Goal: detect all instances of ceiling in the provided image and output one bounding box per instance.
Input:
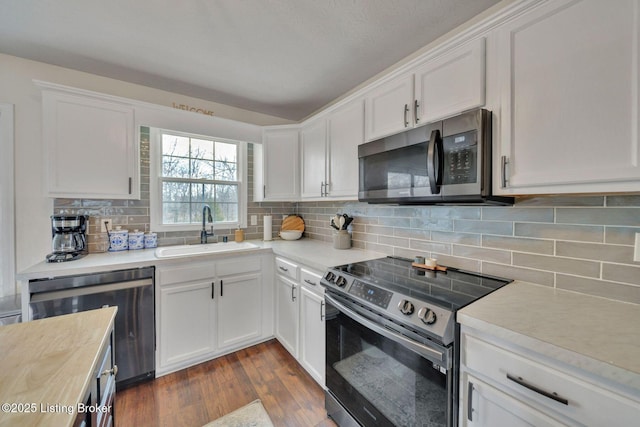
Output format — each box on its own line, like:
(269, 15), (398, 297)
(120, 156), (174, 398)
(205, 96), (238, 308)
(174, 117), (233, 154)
(0, 0), (502, 121)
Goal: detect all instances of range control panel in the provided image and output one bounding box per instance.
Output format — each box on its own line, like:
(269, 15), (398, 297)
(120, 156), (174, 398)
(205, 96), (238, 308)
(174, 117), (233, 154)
(321, 267), (455, 344)
(348, 280), (393, 309)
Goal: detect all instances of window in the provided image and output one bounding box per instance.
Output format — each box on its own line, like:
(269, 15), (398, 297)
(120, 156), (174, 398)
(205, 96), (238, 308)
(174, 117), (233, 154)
(150, 128), (247, 231)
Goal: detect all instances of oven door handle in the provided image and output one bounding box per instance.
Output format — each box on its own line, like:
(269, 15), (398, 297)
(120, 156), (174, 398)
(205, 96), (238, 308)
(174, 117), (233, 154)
(325, 294), (448, 366)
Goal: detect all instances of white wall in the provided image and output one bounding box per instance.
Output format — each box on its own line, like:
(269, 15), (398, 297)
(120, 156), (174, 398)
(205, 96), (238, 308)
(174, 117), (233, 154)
(0, 53), (293, 277)
(0, 103), (15, 296)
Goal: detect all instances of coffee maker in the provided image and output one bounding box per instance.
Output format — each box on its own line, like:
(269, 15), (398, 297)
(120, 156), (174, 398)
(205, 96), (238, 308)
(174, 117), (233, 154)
(46, 215), (88, 263)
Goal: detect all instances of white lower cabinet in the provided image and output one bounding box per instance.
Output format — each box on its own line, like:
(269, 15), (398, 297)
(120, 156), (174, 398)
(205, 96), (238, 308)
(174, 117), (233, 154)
(464, 374), (566, 426)
(460, 326), (640, 426)
(274, 257), (326, 387)
(216, 272), (262, 351)
(299, 284), (325, 386)
(159, 280), (216, 368)
(275, 274), (299, 358)
(156, 253), (273, 376)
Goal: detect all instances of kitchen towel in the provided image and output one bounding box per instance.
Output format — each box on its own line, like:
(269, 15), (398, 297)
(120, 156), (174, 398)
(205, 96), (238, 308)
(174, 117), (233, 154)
(263, 215), (272, 241)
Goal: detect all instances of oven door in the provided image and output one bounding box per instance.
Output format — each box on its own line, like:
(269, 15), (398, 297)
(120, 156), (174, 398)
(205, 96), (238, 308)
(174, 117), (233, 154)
(325, 293), (453, 427)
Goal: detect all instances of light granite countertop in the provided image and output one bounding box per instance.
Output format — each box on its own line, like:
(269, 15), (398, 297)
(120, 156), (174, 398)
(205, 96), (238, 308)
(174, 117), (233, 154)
(458, 281), (640, 392)
(0, 307), (117, 427)
(16, 238), (385, 280)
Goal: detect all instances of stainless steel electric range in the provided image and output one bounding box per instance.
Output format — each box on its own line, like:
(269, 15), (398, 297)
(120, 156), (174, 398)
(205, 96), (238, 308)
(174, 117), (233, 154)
(321, 256), (512, 427)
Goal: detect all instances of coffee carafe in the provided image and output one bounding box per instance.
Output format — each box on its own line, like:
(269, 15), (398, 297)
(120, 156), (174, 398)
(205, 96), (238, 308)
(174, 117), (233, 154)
(46, 215), (88, 263)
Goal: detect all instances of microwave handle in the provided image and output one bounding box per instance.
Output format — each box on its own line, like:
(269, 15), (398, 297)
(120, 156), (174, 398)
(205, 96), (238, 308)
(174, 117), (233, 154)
(427, 129), (443, 194)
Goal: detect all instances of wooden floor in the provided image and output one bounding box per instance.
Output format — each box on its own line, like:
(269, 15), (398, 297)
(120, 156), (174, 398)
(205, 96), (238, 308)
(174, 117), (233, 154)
(117, 339), (337, 426)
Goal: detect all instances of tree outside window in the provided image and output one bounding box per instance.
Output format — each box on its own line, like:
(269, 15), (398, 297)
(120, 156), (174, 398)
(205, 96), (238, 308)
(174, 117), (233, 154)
(160, 133), (239, 225)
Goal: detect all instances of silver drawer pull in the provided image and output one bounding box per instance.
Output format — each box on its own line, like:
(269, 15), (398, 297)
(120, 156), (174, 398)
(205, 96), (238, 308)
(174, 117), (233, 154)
(506, 373), (568, 405)
(279, 266), (288, 272)
(303, 279), (317, 286)
(101, 365), (118, 378)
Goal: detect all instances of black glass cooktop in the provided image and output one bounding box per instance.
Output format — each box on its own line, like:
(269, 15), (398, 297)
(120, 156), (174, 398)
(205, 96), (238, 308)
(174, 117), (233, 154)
(332, 256), (512, 311)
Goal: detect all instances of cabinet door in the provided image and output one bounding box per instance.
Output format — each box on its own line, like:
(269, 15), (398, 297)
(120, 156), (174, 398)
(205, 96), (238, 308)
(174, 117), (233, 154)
(327, 100), (364, 198)
(496, 0), (640, 194)
(414, 37), (485, 124)
(299, 286), (325, 386)
(217, 273), (262, 351)
(42, 90), (138, 199)
(262, 127), (299, 200)
(300, 119), (327, 198)
(275, 274), (299, 358)
(159, 281), (215, 368)
(462, 374), (566, 427)
(364, 74), (414, 141)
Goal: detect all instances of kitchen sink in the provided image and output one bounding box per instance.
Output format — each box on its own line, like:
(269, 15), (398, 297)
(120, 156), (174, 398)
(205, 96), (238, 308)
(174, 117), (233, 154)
(154, 241), (260, 258)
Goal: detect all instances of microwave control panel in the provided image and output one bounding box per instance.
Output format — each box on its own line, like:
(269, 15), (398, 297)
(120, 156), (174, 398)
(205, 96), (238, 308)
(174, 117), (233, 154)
(443, 130), (477, 185)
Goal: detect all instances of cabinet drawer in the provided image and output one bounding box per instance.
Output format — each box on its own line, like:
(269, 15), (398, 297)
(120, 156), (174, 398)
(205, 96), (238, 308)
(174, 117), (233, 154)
(463, 334), (639, 426)
(275, 257), (299, 280)
(159, 263), (215, 285)
(300, 268), (323, 295)
(217, 256), (261, 276)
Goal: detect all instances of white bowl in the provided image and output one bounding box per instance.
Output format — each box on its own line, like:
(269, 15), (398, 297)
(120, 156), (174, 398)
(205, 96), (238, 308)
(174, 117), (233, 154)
(280, 230), (302, 240)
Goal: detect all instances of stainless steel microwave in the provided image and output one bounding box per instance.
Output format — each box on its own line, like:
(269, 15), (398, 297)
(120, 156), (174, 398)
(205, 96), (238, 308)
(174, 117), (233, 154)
(358, 108), (512, 205)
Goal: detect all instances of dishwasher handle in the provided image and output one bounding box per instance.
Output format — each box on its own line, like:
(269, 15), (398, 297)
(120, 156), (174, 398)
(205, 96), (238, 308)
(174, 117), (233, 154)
(28, 267), (155, 294)
(30, 278), (153, 303)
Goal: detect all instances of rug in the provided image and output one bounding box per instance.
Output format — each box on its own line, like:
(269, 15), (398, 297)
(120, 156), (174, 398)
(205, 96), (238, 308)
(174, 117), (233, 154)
(203, 399), (274, 427)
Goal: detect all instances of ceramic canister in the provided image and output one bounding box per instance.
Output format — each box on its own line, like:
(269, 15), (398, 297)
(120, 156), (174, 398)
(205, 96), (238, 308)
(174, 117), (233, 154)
(128, 229), (145, 250)
(144, 232), (158, 249)
(108, 227), (129, 252)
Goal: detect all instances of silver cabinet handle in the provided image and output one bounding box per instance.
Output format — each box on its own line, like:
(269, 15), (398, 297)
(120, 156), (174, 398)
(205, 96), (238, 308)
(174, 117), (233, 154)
(101, 365), (118, 377)
(279, 266), (288, 272)
(414, 99), (420, 124)
(506, 373), (569, 405)
(320, 301), (325, 321)
(404, 103), (409, 127)
(320, 181), (324, 197)
(220, 279), (224, 297)
(467, 381), (474, 421)
(303, 279), (317, 286)
(291, 284), (297, 302)
(501, 155), (509, 188)
(211, 282), (214, 299)
(263, 185), (266, 198)
(128, 177), (132, 194)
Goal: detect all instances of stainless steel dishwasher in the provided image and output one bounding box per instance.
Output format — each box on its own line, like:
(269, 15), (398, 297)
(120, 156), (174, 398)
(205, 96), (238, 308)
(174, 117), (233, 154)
(28, 267), (155, 389)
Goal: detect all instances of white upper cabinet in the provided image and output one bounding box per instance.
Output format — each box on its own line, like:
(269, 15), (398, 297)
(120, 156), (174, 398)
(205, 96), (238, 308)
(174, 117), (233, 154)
(495, 0), (640, 194)
(300, 119), (327, 198)
(414, 37), (485, 125)
(300, 99), (364, 199)
(42, 90), (138, 199)
(327, 100), (364, 198)
(364, 38), (486, 142)
(364, 74), (414, 142)
(256, 126), (299, 201)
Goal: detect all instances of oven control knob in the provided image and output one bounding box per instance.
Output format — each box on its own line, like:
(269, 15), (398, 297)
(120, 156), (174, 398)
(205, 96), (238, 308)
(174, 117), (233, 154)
(335, 276), (348, 287)
(324, 271), (336, 282)
(418, 307), (437, 325)
(398, 300), (415, 315)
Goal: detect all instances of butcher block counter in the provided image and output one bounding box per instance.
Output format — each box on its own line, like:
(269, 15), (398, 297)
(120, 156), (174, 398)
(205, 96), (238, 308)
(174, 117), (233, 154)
(0, 307), (117, 427)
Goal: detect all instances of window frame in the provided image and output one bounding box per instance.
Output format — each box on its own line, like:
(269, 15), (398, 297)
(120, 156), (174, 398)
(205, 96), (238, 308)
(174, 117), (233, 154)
(149, 127), (248, 232)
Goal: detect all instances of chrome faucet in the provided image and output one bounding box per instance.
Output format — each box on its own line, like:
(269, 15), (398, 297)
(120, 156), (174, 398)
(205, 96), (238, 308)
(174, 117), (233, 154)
(201, 205), (214, 244)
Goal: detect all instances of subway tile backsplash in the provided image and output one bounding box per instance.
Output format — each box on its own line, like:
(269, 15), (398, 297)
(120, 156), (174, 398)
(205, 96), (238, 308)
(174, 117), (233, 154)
(298, 199), (640, 305)
(53, 128), (640, 305)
